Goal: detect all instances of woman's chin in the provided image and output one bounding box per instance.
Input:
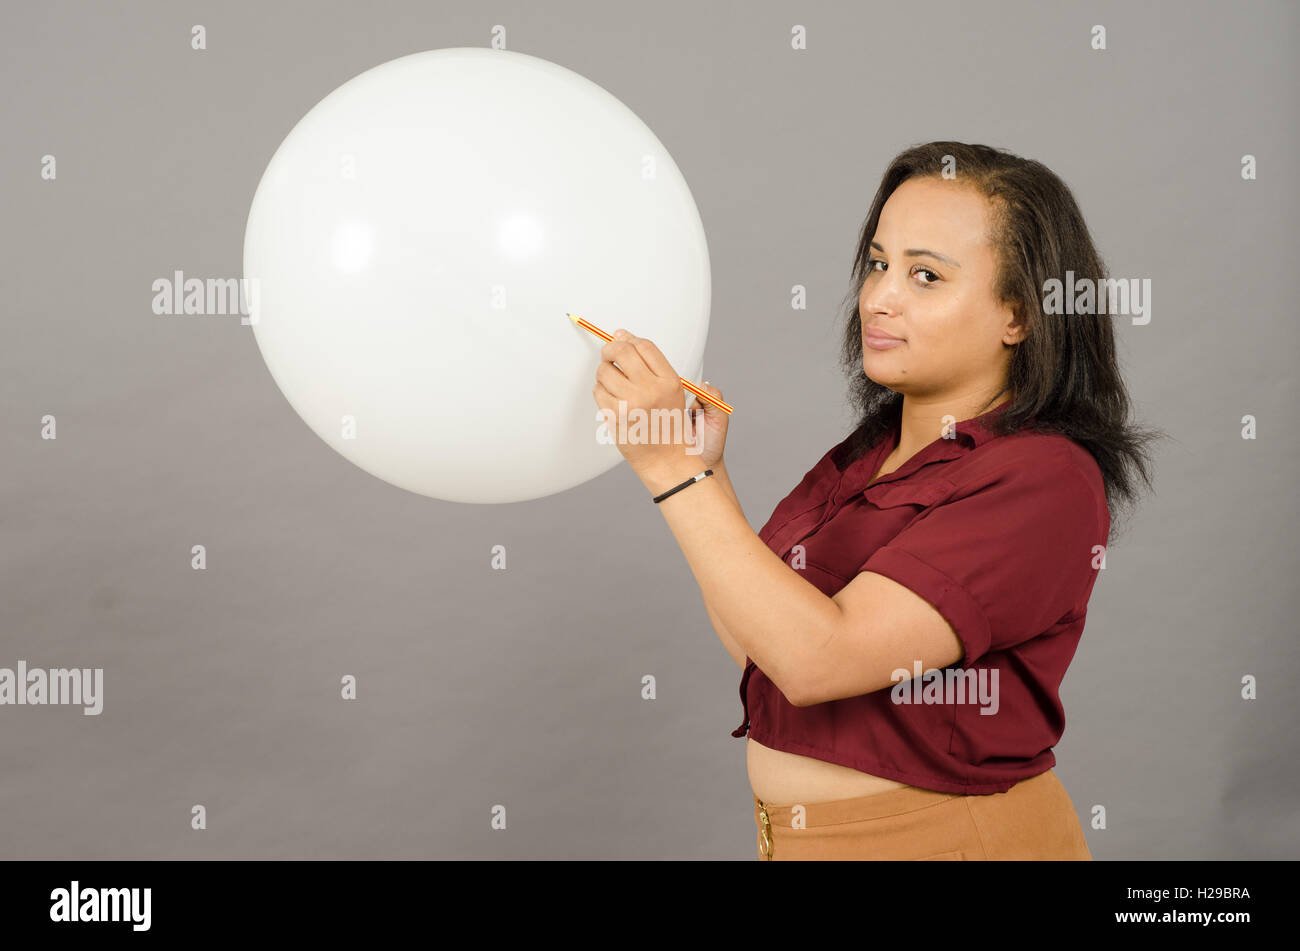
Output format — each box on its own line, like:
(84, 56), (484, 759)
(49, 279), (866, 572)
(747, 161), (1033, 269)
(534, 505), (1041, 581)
(862, 363), (906, 388)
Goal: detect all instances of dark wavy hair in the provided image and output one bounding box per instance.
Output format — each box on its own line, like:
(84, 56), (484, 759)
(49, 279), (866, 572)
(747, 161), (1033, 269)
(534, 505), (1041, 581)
(837, 141), (1163, 544)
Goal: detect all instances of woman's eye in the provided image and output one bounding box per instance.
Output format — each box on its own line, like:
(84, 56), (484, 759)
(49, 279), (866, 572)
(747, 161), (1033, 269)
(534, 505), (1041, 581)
(866, 257), (939, 286)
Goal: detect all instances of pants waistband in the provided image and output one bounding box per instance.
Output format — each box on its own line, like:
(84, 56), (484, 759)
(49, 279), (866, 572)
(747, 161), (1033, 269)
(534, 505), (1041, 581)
(753, 769), (1059, 827)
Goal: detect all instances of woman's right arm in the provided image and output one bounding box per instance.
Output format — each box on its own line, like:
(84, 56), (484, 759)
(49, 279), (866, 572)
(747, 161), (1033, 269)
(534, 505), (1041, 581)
(682, 386), (751, 670)
(700, 463), (751, 670)
(707, 601), (749, 670)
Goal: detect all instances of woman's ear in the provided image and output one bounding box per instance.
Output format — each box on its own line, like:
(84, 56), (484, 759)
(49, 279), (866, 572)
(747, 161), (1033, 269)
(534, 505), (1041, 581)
(1002, 305), (1028, 346)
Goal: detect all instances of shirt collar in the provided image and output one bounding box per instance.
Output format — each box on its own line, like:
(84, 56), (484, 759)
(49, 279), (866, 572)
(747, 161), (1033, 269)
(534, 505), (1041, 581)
(890, 400), (1012, 450)
(957, 401), (1014, 447)
(860, 401), (1014, 493)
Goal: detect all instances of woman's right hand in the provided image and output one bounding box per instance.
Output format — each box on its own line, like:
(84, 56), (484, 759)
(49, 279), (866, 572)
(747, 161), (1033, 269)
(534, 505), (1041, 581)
(685, 382), (729, 469)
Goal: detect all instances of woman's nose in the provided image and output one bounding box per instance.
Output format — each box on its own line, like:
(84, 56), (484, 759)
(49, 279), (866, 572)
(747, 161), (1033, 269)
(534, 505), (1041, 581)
(861, 268), (907, 315)
(861, 281), (902, 317)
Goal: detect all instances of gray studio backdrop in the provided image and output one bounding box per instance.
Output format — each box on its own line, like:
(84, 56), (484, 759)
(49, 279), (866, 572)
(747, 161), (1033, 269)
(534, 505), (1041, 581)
(2, 0), (1297, 859)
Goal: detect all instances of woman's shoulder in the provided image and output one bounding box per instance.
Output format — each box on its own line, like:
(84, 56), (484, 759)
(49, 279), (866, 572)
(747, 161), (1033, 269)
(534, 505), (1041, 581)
(967, 427), (1105, 499)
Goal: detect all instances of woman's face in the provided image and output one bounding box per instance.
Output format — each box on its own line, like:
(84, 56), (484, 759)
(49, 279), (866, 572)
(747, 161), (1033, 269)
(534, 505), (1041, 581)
(858, 176), (1023, 400)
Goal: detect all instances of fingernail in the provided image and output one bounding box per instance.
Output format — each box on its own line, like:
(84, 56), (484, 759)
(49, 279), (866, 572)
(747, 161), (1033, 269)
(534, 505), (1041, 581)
(614, 328), (627, 338)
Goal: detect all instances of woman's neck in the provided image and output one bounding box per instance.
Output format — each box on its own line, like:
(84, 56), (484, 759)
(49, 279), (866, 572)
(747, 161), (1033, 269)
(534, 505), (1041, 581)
(893, 387), (1010, 461)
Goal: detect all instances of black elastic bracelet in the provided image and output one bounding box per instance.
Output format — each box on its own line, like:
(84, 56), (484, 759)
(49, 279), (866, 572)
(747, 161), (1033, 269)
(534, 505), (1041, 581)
(652, 469), (714, 504)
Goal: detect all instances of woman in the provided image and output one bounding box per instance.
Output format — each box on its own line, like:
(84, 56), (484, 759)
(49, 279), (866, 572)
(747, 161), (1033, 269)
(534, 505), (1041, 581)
(591, 141), (1161, 860)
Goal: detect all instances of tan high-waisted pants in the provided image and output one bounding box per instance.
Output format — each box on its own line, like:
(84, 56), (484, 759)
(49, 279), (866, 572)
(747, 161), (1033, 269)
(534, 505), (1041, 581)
(752, 768), (1092, 860)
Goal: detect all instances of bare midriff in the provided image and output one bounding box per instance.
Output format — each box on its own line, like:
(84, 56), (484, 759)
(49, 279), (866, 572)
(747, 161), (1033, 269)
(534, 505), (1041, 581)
(747, 737), (911, 803)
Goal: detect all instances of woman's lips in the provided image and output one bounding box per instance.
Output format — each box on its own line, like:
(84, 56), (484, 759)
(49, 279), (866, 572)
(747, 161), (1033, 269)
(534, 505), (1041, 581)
(864, 332), (905, 350)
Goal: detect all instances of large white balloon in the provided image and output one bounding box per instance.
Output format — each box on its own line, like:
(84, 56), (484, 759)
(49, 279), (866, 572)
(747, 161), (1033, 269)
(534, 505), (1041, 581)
(243, 48), (710, 503)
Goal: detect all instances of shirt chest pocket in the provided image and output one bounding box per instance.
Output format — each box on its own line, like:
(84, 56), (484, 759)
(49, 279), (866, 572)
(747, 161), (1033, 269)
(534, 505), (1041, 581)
(790, 478), (957, 585)
(863, 478), (955, 510)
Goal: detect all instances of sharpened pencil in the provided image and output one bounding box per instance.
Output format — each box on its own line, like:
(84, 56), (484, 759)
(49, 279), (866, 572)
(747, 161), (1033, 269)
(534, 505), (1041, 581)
(566, 312), (734, 415)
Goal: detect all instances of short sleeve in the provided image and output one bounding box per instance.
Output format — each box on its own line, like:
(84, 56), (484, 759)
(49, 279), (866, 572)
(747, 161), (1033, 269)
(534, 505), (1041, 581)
(859, 452), (1105, 667)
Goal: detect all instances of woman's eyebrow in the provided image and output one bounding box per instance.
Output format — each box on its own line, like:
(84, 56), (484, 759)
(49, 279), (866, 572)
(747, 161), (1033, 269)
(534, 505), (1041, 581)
(870, 240), (962, 268)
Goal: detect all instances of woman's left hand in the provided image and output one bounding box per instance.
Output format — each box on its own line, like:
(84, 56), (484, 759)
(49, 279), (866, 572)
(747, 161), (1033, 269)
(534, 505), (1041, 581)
(592, 329), (700, 489)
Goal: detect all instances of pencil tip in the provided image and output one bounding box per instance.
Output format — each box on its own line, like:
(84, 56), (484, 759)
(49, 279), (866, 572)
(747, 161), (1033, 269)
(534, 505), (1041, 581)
(566, 312), (578, 323)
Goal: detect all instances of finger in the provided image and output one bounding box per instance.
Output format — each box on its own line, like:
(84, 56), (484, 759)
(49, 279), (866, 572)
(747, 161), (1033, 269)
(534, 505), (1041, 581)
(593, 379), (618, 413)
(600, 337), (652, 383)
(598, 352), (631, 385)
(693, 385), (722, 411)
(595, 361), (629, 398)
(621, 334), (677, 379)
(688, 380), (715, 403)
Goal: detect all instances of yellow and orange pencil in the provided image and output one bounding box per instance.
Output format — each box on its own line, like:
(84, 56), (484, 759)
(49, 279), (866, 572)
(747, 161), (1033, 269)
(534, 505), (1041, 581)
(566, 313), (733, 415)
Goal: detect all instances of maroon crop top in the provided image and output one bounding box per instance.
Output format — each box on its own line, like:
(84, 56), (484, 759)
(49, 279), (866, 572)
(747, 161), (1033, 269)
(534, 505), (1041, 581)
(732, 403), (1109, 794)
